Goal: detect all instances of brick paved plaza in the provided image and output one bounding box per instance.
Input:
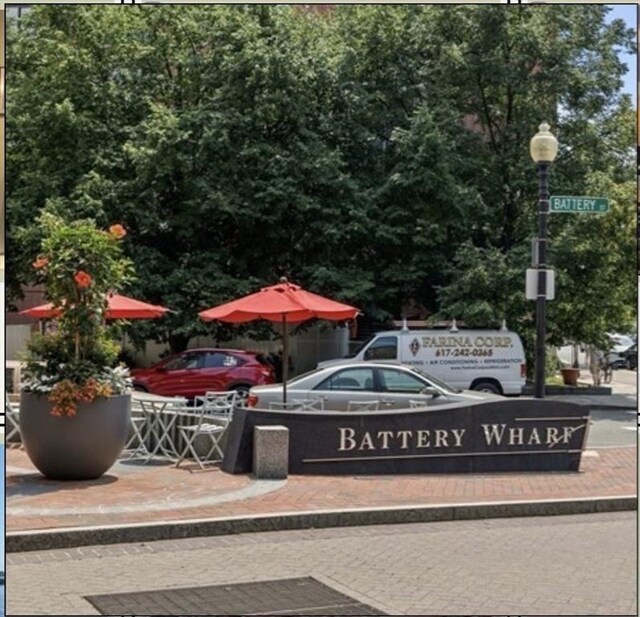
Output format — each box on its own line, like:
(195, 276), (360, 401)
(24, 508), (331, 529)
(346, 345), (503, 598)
(6, 445), (636, 533)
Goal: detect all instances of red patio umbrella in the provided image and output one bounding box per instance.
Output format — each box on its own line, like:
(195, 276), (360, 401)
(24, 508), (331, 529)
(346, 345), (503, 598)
(199, 278), (360, 402)
(19, 293), (170, 320)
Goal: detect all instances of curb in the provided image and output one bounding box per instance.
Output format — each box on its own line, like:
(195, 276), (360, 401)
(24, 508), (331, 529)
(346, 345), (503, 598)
(7, 495), (637, 553)
(588, 405), (637, 411)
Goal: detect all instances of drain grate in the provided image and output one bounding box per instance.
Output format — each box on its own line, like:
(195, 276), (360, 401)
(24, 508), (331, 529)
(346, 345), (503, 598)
(85, 576), (387, 615)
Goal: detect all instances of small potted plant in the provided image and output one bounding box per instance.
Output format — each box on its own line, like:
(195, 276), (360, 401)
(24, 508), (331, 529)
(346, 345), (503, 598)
(560, 363), (581, 386)
(20, 212), (135, 480)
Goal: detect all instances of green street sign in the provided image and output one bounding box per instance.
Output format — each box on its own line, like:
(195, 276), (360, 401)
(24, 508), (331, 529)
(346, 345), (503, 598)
(549, 196), (609, 213)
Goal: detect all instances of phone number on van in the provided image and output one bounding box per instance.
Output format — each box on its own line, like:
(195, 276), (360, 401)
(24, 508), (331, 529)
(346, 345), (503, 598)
(435, 348), (493, 357)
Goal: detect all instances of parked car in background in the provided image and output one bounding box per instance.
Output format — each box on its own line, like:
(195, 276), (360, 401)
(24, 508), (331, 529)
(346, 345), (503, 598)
(248, 361), (503, 411)
(622, 343), (637, 370)
(131, 348), (275, 401)
(605, 333), (635, 369)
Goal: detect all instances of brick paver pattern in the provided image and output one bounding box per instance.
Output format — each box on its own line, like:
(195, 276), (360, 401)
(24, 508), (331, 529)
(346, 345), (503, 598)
(7, 445), (636, 532)
(7, 512), (636, 616)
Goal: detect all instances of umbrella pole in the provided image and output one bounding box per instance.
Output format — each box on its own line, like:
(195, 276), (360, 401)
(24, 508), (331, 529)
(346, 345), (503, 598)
(282, 314), (288, 403)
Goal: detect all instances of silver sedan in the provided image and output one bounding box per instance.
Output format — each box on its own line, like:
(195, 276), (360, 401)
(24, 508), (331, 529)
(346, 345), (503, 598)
(247, 362), (503, 411)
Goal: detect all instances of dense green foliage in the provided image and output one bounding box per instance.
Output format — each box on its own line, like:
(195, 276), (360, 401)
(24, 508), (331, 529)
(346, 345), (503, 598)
(6, 5), (636, 360)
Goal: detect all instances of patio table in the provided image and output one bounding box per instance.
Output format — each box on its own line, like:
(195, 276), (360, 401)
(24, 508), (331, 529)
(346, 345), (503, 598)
(135, 395), (190, 462)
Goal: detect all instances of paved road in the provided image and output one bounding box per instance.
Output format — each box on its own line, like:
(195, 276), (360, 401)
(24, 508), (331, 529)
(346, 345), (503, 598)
(588, 409), (637, 447)
(607, 368), (638, 394)
(7, 512), (636, 616)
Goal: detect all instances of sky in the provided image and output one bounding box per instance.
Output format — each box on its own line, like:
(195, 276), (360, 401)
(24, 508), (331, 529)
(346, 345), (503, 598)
(607, 4), (637, 108)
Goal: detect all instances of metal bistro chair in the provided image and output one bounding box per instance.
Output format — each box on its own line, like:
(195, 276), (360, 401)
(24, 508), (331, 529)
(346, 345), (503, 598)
(292, 398), (325, 411)
(137, 395), (189, 462)
(268, 401), (304, 411)
(175, 391), (237, 470)
(347, 400), (380, 412)
(5, 392), (21, 445)
(122, 398), (151, 459)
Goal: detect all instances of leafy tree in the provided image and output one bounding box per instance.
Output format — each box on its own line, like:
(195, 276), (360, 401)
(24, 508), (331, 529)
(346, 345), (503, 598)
(6, 4), (635, 359)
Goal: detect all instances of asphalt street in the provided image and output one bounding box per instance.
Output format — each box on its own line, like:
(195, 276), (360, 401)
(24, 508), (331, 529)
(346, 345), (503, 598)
(6, 512), (636, 616)
(585, 368), (637, 447)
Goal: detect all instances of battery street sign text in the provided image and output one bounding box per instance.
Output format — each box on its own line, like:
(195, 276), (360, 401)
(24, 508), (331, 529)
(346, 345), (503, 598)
(549, 196), (609, 213)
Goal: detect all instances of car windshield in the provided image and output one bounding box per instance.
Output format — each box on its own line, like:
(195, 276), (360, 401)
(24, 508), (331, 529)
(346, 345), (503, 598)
(409, 366), (460, 393)
(607, 334), (634, 349)
(349, 334), (376, 357)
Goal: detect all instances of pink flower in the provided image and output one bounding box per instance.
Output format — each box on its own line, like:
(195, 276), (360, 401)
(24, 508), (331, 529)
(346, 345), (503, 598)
(74, 271), (92, 289)
(108, 224), (126, 239)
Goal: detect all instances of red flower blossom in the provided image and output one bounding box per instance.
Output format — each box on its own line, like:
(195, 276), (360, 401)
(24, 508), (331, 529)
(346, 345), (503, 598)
(109, 224), (126, 239)
(74, 271), (92, 289)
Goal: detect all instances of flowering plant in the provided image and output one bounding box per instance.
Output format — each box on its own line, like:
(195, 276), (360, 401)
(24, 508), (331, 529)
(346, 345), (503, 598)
(21, 213), (135, 416)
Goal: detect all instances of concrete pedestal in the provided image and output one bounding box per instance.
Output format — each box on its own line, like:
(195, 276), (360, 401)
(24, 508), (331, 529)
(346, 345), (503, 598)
(253, 425), (289, 479)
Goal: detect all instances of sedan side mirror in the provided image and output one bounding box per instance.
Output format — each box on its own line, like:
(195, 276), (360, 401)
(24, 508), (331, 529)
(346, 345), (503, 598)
(421, 386), (441, 398)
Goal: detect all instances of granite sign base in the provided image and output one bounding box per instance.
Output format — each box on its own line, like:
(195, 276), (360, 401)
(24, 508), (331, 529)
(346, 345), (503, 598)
(222, 399), (590, 475)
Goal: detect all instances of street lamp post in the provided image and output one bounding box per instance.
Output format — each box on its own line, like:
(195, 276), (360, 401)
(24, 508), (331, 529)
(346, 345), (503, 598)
(529, 122), (558, 399)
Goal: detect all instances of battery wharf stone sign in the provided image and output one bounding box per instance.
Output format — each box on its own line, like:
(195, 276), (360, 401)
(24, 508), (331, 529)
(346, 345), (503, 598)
(222, 399), (590, 475)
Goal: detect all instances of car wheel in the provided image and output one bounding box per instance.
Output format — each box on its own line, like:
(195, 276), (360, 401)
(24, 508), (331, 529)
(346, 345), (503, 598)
(231, 385), (251, 406)
(471, 380), (502, 394)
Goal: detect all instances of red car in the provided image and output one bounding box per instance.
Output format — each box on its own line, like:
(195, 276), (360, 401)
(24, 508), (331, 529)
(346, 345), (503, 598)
(130, 348), (275, 401)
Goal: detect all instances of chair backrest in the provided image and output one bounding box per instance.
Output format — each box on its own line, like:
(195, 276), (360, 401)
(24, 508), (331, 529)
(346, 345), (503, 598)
(268, 401), (304, 411)
(6, 392), (18, 413)
(292, 398), (324, 411)
(200, 391), (237, 406)
(347, 400), (379, 412)
(197, 391), (236, 421)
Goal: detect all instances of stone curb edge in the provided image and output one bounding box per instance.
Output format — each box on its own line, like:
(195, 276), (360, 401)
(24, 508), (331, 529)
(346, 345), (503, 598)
(7, 495), (637, 553)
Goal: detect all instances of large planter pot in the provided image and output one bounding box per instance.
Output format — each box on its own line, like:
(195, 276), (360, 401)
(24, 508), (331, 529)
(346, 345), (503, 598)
(20, 391), (131, 480)
(560, 367), (580, 386)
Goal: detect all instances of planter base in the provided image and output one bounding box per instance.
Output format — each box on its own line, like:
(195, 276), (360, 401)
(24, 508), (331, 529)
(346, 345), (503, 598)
(20, 392), (131, 481)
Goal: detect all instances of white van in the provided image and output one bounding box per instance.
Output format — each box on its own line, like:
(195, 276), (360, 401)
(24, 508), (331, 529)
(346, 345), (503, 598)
(319, 328), (526, 395)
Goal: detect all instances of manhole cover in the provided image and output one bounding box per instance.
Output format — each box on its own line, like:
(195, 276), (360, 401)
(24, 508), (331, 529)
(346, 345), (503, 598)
(85, 576), (387, 615)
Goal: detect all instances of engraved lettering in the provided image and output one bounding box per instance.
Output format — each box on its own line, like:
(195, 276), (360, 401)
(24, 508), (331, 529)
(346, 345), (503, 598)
(482, 423), (507, 446)
(359, 432), (375, 450)
(338, 427), (356, 451)
(508, 427), (525, 445)
(527, 427), (541, 445)
(377, 430), (394, 449)
(416, 430), (431, 448)
(546, 427), (559, 446)
(561, 426), (575, 443)
(434, 429), (449, 448)
(397, 430), (412, 449)
(451, 428), (466, 447)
